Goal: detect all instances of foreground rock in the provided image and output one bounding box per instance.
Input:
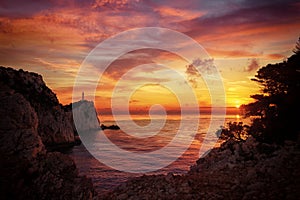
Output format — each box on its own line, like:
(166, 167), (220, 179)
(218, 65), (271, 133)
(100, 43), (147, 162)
(102, 137), (300, 200)
(0, 67), (74, 149)
(0, 67), (97, 199)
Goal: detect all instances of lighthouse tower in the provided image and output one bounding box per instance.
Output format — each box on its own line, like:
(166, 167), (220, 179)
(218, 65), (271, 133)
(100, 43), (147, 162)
(81, 91), (84, 101)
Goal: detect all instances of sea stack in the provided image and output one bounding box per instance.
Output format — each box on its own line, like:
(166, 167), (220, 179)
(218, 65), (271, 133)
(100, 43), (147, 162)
(68, 100), (101, 132)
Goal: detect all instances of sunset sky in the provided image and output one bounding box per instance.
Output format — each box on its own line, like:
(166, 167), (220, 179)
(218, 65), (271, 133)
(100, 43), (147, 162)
(1, 0), (299, 114)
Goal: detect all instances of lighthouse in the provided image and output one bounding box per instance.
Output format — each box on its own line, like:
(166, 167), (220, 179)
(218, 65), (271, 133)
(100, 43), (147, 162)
(82, 91), (84, 101)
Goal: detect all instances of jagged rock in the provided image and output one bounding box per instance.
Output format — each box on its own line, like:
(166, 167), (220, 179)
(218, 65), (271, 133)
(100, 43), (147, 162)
(0, 67), (97, 199)
(0, 85), (45, 160)
(0, 67), (74, 148)
(101, 136), (300, 200)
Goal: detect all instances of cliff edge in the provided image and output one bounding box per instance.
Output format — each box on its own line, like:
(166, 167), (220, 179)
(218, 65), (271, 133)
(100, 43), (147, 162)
(64, 100), (101, 133)
(0, 67), (97, 199)
(0, 67), (74, 148)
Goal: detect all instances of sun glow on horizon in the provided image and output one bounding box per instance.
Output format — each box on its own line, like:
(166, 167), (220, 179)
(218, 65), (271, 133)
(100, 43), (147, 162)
(0, 0), (298, 110)
(234, 100), (241, 109)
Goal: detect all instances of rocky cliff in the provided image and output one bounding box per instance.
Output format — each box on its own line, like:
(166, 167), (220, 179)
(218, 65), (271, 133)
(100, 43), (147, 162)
(0, 67), (97, 199)
(64, 100), (100, 133)
(0, 67), (74, 149)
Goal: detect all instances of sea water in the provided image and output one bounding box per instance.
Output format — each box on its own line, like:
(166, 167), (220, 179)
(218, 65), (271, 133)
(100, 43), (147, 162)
(68, 114), (247, 193)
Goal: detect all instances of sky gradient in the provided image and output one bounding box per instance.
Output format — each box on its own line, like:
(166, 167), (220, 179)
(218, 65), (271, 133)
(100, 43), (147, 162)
(1, 0), (299, 114)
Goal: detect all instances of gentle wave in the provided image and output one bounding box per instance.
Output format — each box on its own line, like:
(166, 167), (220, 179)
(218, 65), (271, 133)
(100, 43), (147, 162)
(68, 115), (247, 193)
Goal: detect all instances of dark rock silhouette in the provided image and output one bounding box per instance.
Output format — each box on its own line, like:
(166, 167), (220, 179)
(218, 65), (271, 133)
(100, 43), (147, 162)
(0, 67), (97, 199)
(242, 41), (300, 143)
(102, 137), (300, 200)
(0, 67), (74, 149)
(100, 124), (120, 130)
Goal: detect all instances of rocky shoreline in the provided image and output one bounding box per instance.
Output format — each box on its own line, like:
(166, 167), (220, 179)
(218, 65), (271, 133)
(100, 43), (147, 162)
(101, 137), (300, 200)
(1, 66), (299, 199)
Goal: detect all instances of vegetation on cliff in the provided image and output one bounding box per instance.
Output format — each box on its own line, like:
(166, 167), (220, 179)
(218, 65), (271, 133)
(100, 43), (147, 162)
(222, 38), (300, 144)
(102, 38), (300, 200)
(243, 39), (300, 143)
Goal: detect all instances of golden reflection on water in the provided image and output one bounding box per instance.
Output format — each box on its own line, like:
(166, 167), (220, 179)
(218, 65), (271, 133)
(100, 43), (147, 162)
(70, 113), (249, 193)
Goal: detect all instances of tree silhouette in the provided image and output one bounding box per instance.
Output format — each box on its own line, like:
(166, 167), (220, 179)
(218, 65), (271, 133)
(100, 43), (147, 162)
(220, 122), (249, 142)
(293, 37), (300, 54)
(243, 38), (300, 143)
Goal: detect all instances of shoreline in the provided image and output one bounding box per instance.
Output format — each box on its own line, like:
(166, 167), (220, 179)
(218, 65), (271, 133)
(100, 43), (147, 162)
(99, 137), (300, 199)
(1, 66), (299, 199)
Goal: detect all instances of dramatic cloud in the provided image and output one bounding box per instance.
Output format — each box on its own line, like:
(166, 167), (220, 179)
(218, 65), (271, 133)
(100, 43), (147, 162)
(244, 59), (260, 72)
(92, 0), (141, 9)
(0, 0), (299, 108)
(185, 64), (199, 77)
(185, 58), (215, 88)
(181, 0), (300, 57)
(267, 54), (284, 59)
(206, 48), (260, 58)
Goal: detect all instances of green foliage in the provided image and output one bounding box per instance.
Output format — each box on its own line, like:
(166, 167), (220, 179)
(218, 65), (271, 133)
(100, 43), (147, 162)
(242, 38), (300, 143)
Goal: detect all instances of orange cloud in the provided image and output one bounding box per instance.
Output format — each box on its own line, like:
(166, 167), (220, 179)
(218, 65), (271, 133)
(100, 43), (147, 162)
(206, 48), (260, 58)
(267, 54), (285, 60)
(154, 6), (203, 20)
(244, 59), (259, 72)
(0, 0), (299, 113)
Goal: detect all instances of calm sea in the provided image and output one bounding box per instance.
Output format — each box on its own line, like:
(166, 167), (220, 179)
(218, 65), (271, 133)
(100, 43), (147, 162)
(67, 114), (248, 193)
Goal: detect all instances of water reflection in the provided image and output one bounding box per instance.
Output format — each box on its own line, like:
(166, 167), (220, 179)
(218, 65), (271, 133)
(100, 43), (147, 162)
(68, 114), (248, 193)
